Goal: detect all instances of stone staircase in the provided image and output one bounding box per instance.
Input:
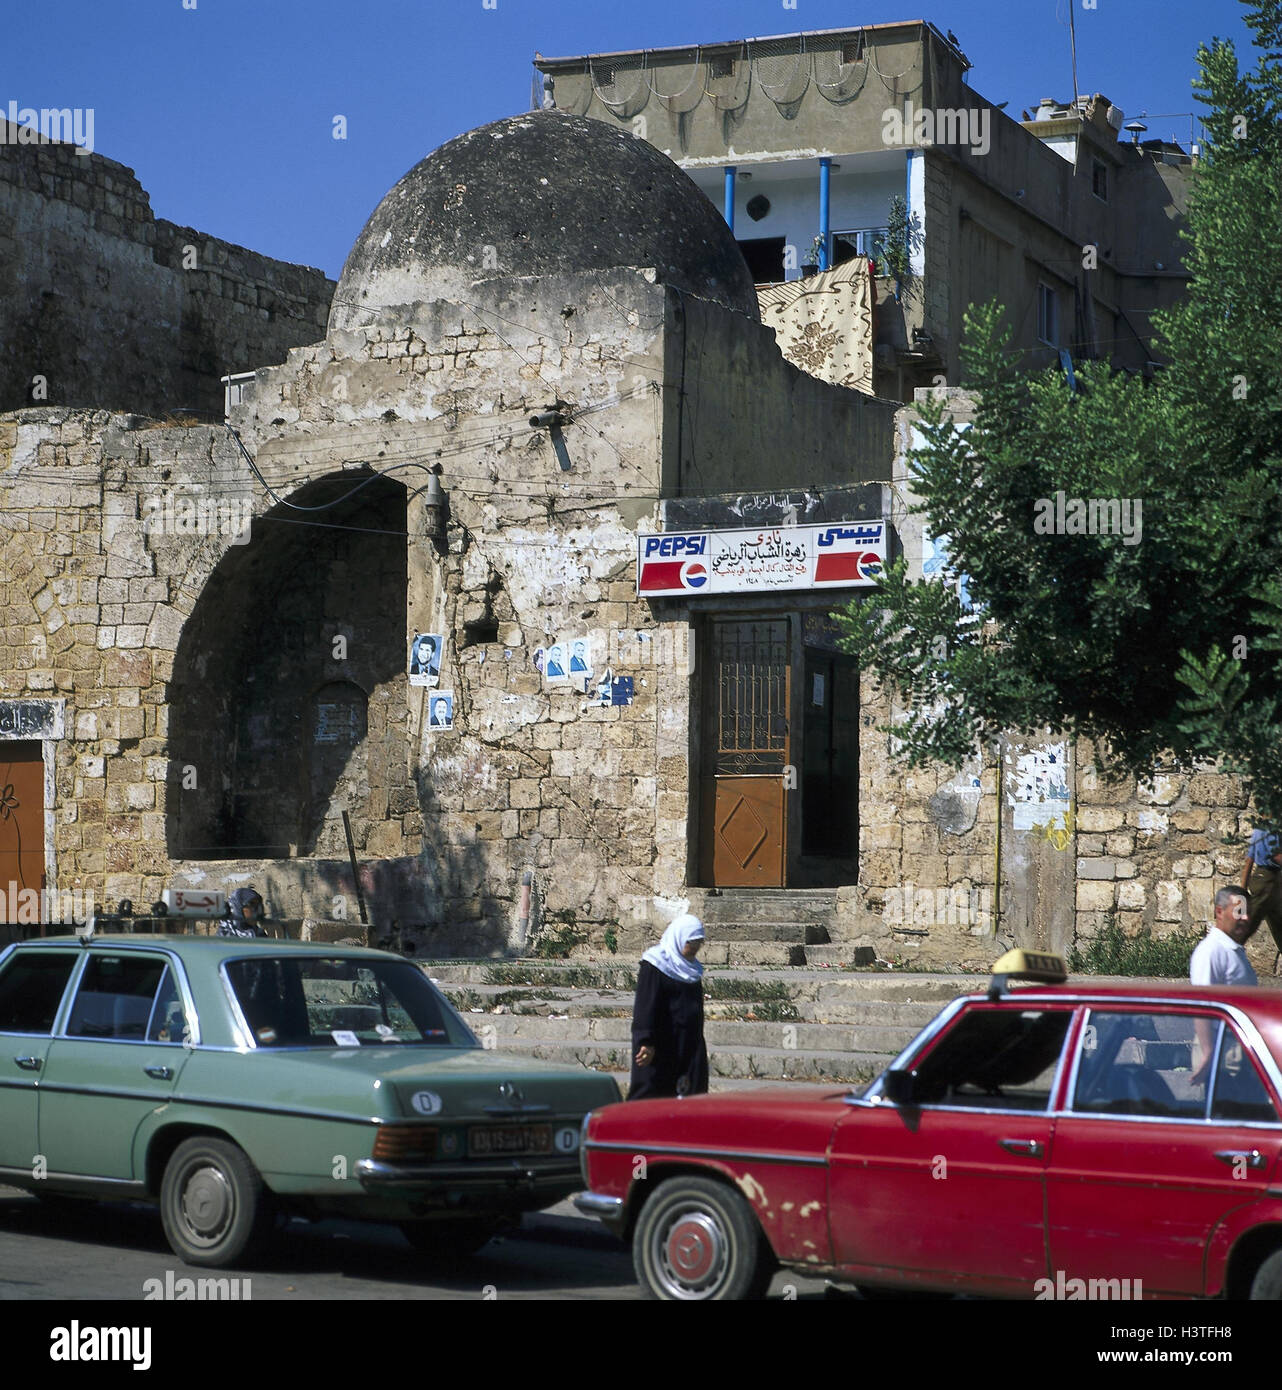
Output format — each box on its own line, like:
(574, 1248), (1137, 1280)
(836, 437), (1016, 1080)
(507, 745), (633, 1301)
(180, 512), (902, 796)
(680, 887), (847, 968)
(426, 957), (974, 1089)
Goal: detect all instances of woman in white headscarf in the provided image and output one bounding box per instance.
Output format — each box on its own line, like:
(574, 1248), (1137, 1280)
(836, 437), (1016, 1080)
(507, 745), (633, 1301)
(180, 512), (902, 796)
(629, 914), (709, 1100)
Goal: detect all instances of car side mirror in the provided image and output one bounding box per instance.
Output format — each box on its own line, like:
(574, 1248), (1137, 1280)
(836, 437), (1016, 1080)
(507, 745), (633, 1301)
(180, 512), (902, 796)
(882, 1068), (919, 1105)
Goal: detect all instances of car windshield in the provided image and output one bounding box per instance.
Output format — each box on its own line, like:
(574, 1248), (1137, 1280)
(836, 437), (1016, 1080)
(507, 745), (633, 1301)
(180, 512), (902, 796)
(224, 956), (478, 1049)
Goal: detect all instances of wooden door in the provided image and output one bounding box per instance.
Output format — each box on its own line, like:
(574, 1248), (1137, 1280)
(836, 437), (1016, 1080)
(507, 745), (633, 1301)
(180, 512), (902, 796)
(700, 620), (790, 887)
(0, 742), (45, 894)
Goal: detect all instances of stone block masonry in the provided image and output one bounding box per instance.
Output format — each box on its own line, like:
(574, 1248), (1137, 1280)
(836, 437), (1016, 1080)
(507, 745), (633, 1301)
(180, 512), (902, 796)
(0, 121), (333, 419)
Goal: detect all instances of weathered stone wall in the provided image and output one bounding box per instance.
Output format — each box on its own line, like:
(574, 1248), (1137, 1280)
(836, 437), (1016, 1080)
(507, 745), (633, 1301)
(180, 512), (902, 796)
(1073, 749), (1262, 956)
(669, 290), (898, 492)
(0, 121), (334, 419)
(0, 268), (696, 950)
(840, 667), (1001, 969)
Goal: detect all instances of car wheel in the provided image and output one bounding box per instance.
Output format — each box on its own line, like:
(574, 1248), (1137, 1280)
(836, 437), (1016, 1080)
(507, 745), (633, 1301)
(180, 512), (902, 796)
(160, 1136), (272, 1268)
(1250, 1249), (1282, 1299)
(399, 1219), (502, 1261)
(633, 1175), (769, 1300)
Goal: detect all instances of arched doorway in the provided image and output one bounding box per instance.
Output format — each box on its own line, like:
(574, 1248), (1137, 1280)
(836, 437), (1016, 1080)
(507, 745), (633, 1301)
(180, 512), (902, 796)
(167, 470), (408, 859)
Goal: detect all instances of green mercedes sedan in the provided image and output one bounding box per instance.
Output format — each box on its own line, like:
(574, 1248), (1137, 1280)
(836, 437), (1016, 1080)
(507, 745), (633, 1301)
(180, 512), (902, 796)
(0, 934), (620, 1267)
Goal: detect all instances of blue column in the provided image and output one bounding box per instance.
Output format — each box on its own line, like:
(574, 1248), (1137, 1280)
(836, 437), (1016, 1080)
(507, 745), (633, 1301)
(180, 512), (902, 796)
(723, 166), (736, 229)
(818, 157), (831, 270)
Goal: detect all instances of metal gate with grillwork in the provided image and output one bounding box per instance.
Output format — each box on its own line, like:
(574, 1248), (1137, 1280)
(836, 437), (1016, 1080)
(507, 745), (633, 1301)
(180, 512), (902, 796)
(699, 620), (790, 886)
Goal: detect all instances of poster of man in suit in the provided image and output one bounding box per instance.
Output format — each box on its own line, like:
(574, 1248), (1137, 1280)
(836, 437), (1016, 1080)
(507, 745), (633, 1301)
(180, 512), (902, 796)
(428, 692), (454, 729)
(409, 632), (443, 687)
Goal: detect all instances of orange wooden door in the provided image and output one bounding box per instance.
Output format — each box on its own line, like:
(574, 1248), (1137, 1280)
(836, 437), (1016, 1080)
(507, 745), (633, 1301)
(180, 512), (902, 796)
(700, 620), (790, 887)
(0, 743), (45, 894)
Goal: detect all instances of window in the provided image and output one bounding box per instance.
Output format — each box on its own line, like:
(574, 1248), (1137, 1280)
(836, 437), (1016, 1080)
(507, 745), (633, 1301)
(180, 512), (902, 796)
(1037, 282), (1059, 346)
(841, 37), (865, 64)
(833, 227), (890, 273)
(0, 951), (76, 1034)
(225, 956), (478, 1048)
(1072, 1011), (1207, 1118)
(1210, 1033), (1278, 1123)
(66, 954), (168, 1040)
(1092, 158), (1108, 202)
(146, 966), (189, 1045)
(708, 55), (734, 80)
(911, 1007), (1073, 1109)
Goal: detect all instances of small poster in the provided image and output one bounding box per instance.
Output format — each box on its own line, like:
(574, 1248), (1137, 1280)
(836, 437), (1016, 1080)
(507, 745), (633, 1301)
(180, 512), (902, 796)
(568, 637), (593, 676)
(428, 692), (454, 730)
(543, 642), (569, 685)
(591, 668), (613, 706)
(589, 670), (635, 707)
(409, 633), (443, 687)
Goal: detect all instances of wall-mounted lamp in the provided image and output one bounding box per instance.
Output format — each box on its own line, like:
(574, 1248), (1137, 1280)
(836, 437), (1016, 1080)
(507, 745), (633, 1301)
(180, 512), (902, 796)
(423, 472), (448, 545)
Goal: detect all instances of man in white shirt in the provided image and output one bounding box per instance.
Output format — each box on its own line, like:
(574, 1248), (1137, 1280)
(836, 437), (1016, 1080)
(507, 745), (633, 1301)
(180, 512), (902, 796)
(1190, 886), (1257, 1087)
(1190, 886), (1258, 987)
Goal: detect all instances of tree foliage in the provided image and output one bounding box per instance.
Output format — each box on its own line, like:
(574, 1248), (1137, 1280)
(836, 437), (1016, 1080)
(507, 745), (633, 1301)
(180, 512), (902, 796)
(838, 0), (1282, 815)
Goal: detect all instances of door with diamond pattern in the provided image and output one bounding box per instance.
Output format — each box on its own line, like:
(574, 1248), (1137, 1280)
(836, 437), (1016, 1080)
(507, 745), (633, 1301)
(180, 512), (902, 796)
(699, 619), (789, 887)
(0, 742), (45, 897)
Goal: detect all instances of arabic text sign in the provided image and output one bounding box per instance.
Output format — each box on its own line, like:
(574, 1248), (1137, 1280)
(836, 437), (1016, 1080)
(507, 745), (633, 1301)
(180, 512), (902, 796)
(637, 523), (886, 596)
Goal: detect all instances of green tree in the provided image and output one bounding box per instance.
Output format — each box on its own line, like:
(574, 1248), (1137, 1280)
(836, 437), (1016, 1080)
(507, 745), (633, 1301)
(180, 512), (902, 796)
(838, 0), (1282, 815)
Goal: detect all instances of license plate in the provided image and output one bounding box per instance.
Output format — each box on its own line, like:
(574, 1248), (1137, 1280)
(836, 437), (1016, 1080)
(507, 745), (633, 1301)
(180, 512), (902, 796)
(468, 1124), (552, 1157)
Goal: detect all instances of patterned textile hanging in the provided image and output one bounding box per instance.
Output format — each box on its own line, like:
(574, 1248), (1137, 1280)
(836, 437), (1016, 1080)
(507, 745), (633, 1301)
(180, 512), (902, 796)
(757, 259), (876, 396)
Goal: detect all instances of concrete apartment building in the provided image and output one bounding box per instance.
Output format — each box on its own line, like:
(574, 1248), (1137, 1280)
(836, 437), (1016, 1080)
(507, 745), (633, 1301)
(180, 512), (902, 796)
(535, 21), (1193, 400)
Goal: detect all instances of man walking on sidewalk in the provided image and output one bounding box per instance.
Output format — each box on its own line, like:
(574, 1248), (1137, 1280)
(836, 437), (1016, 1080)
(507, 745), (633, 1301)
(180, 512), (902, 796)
(1242, 825), (1282, 969)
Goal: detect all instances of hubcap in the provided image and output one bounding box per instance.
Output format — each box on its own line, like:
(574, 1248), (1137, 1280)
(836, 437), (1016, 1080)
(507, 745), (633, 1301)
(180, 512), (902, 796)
(180, 1163), (232, 1244)
(656, 1209), (727, 1297)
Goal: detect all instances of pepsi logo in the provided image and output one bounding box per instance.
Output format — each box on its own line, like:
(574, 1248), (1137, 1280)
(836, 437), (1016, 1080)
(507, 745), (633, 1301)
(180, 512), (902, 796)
(680, 560), (708, 589)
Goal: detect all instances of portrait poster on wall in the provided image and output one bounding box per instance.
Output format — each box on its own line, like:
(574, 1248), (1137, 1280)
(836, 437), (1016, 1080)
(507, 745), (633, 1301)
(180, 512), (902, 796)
(427, 691), (454, 730)
(409, 632), (443, 687)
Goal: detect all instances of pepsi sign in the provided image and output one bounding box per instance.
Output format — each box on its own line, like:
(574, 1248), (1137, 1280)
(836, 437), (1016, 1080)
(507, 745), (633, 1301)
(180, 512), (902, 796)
(637, 522), (887, 596)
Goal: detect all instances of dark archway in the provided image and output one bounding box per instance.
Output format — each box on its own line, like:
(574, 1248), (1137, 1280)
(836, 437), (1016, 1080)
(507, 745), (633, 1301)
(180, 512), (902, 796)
(167, 470), (409, 859)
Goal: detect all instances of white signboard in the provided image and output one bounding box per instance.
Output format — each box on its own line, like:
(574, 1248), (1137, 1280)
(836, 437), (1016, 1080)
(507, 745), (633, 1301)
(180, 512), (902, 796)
(636, 522), (886, 597)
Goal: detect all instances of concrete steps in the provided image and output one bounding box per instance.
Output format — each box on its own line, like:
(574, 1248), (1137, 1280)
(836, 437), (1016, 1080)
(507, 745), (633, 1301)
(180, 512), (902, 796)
(423, 884), (967, 1087)
(465, 1012), (917, 1056)
(496, 1039), (891, 1083)
(429, 959), (979, 1086)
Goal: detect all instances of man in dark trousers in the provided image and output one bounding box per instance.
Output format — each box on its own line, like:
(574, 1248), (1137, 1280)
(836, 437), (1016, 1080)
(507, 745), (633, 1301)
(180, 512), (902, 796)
(1241, 825), (1282, 969)
(629, 914), (708, 1100)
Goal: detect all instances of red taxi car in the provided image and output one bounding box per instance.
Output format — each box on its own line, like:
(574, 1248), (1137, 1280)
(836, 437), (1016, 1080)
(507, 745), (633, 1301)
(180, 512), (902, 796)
(575, 951), (1282, 1300)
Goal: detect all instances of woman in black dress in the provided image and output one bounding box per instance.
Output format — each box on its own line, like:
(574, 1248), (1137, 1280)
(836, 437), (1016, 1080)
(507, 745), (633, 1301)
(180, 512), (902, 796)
(629, 914), (708, 1100)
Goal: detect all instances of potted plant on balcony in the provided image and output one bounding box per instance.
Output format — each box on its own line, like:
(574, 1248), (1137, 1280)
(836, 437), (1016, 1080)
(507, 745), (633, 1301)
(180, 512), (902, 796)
(884, 194), (913, 302)
(801, 234), (825, 278)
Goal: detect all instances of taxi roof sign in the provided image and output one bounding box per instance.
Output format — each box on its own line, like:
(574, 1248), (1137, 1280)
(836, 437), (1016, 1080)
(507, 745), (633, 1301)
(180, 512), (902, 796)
(987, 948), (1068, 999)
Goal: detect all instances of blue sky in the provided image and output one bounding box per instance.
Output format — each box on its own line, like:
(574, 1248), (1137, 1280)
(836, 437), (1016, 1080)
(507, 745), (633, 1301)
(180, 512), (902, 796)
(4, 0), (1256, 279)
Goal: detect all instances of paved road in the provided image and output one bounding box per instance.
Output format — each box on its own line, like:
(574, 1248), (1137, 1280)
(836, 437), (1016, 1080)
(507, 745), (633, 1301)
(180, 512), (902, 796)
(0, 1188), (830, 1301)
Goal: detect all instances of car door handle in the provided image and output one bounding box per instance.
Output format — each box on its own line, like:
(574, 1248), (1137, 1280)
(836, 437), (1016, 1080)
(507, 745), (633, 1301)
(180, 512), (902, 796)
(14, 1055), (41, 1071)
(1000, 1138), (1043, 1157)
(144, 1065), (173, 1080)
(1215, 1149), (1268, 1170)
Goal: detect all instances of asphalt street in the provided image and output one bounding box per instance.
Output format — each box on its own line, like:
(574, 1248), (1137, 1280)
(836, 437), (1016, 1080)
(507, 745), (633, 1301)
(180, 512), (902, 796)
(0, 1187), (831, 1301)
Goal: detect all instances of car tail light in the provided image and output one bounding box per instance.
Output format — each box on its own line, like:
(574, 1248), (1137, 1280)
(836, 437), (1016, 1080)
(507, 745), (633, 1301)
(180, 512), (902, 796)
(372, 1125), (437, 1161)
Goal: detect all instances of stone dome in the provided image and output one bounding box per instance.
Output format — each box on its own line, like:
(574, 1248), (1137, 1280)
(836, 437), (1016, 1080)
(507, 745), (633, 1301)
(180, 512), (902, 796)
(329, 111), (759, 332)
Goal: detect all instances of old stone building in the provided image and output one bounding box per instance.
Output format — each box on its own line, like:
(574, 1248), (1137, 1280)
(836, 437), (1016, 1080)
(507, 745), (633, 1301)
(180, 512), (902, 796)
(1, 112), (905, 954)
(0, 109), (1265, 974)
